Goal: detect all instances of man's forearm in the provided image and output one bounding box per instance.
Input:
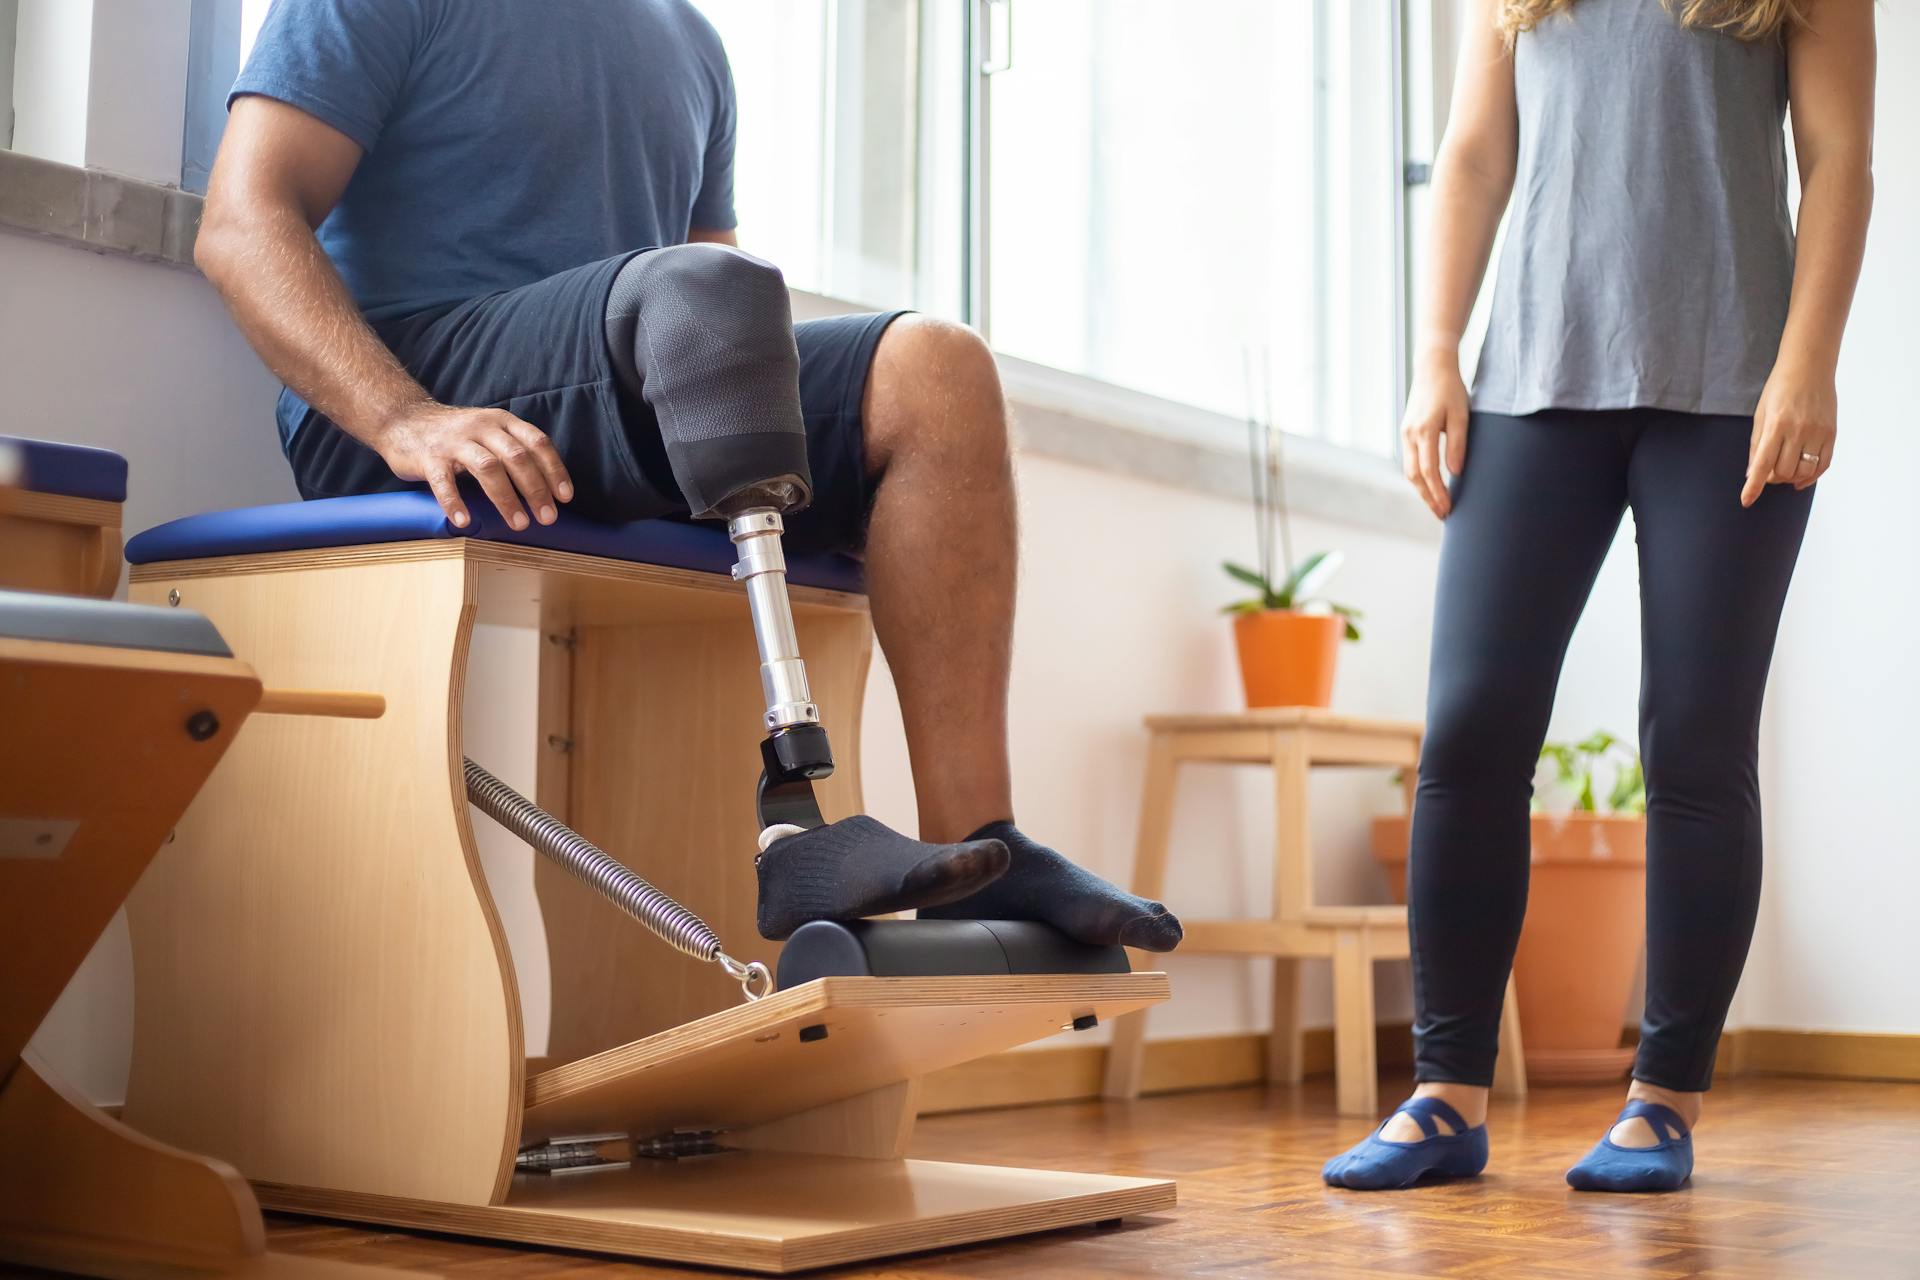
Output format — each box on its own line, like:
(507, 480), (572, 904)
(195, 201), (429, 447)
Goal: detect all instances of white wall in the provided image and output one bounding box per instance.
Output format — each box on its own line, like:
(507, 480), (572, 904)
(1735, 4), (1920, 1036)
(0, 230), (291, 532)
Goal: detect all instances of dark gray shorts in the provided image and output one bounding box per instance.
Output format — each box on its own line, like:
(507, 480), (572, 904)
(286, 252), (907, 555)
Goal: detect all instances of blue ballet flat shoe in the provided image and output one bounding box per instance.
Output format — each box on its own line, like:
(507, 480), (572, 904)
(1565, 1099), (1694, 1192)
(1321, 1095), (1490, 1190)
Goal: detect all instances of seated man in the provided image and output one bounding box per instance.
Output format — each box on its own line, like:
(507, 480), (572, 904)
(195, 0), (1179, 951)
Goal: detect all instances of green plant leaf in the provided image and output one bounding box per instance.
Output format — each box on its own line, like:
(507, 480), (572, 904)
(1539, 742), (1577, 782)
(1343, 619), (1362, 642)
(1576, 729), (1618, 756)
(1576, 772), (1596, 812)
(1222, 561), (1272, 592)
(1607, 758), (1646, 815)
(1221, 599), (1267, 616)
(1280, 549), (1345, 604)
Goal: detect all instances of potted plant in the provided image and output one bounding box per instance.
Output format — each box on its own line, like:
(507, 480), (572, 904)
(1223, 376), (1361, 709)
(1370, 730), (1648, 1083)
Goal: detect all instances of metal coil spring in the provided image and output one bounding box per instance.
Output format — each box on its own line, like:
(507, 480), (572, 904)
(463, 757), (720, 963)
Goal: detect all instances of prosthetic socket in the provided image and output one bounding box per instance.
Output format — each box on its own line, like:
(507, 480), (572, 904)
(606, 244), (836, 829)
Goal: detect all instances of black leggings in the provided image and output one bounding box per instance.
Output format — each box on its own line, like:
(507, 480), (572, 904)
(1410, 408), (1813, 1093)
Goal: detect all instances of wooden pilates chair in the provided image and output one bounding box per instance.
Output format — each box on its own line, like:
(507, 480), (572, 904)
(0, 438), (385, 1278)
(118, 490), (1174, 1274)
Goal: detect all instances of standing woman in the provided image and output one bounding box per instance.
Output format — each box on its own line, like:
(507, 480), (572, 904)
(1324, 0), (1874, 1192)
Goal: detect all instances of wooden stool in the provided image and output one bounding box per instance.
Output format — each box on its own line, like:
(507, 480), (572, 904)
(1101, 708), (1525, 1116)
(0, 434), (126, 597)
(118, 493), (1173, 1274)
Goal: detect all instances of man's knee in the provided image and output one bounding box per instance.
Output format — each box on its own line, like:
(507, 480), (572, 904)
(867, 315), (1006, 470)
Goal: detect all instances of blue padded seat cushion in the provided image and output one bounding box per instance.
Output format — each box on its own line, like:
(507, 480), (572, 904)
(123, 491), (865, 595)
(2, 434), (128, 503)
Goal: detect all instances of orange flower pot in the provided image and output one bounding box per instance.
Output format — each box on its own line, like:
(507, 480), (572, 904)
(1371, 811), (1647, 1084)
(1232, 610), (1343, 709)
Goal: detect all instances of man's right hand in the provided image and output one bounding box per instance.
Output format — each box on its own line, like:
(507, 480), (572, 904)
(375, 403), (574, 531)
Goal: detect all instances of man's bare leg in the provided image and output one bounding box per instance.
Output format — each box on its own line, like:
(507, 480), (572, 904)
(860, 315), (1018, 842)
(859, 316), (1181, 951)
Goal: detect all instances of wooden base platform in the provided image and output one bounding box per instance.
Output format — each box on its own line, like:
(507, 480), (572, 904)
(524, 973), (1171, 1143)
(262, 1154), (1174, 1274)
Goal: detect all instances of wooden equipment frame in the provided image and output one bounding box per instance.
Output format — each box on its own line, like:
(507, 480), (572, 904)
(123, 540), (1173, 1273)
(1102, 709), (1526, 1116)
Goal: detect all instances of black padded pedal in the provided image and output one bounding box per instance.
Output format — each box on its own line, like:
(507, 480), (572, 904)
(775, 919), (1131, 990)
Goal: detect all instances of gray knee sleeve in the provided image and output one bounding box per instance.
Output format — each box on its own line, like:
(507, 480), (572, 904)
(604, 244), (811, 519)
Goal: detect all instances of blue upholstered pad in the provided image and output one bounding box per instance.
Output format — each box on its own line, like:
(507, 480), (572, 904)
(1, 434), (128, 503)
(123, 491), (865, 594)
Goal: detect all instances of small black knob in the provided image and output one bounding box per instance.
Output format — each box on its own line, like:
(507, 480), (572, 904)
(185, 710), (220, 741)
(798, 1023), (829, 1043)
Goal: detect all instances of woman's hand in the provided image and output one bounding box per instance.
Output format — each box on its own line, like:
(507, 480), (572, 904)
(1401, 357), (1470, 520)
(1744, 363), (1837, 507)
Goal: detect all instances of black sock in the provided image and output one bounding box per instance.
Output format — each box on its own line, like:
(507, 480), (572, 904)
(756, 815), (1010, 940)
(920, 821), (1183, 952)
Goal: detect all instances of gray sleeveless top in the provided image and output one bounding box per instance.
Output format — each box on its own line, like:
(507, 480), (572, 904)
(1472, 0), (1795, 417)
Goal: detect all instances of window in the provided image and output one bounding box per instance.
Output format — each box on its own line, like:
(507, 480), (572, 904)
(985, 1), (1410, 454)
(188, 0), (1423, 456)
(695, 1), (967, 317)
(4, 0), (93, 162)
(1, 0), (17, 150)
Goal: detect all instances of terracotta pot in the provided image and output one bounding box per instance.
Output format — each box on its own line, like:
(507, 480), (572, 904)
(1232, 610), (1343, 709)
(1370, 811), (1648, 1084)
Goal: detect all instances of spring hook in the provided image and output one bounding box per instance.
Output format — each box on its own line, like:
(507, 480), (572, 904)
(717, 951), (773, 1001)
(464, 757), (772, 1004)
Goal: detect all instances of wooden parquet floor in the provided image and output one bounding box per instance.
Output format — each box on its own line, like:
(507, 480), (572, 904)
(255, 1074), (1920, 1279)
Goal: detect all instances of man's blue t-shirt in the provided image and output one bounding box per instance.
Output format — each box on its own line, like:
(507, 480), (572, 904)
(231, 0), (737, 444)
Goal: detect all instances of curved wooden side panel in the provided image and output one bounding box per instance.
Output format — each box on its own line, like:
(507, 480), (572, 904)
(0, 1052), (264, 1273)
(125, 557), (524, 1206)
(538, 606), (873, 1063)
